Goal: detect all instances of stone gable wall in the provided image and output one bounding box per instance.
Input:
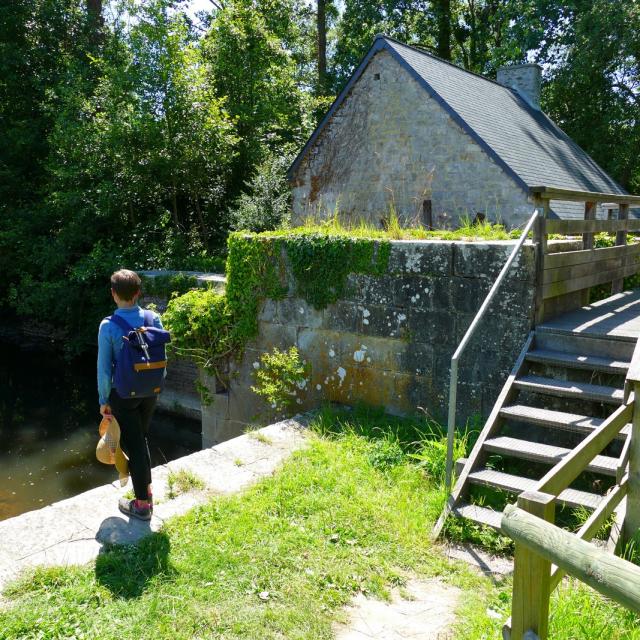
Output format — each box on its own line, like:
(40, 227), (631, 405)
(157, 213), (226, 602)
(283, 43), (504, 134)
(290, 50), (533, 229)
(202, 240), (537, 446)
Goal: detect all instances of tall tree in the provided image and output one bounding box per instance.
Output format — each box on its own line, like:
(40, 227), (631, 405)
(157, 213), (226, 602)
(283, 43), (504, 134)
(434, 0), (452, 60)
(204, 0), (311, 200)
(317, 0), (327, 91)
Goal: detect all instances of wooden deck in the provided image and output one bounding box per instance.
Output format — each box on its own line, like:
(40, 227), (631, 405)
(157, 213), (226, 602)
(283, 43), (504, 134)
(539, 289), (640, 342)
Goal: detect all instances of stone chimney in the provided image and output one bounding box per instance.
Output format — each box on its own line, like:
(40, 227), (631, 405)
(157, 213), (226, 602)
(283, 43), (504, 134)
(497, 63), (542, 110)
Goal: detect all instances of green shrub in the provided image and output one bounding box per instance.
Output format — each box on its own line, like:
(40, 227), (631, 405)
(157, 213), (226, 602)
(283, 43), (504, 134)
(230, 151), (294, 232)
(251, 346), (310, 411)
(162, 288), (234, 377)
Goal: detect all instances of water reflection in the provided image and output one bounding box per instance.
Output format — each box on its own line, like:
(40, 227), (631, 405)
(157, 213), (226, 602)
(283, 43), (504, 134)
(0, 341), (200, 521)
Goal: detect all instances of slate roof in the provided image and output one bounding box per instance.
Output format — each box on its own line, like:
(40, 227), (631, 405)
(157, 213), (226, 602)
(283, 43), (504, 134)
(288, 35), (629, 214)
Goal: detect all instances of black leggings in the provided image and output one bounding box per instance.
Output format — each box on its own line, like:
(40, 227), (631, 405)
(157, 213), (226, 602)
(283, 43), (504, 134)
(109, 390), (157, 501)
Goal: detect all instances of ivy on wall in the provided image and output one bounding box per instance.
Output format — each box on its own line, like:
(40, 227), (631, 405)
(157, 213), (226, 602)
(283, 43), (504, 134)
(163, 231), (391, 378)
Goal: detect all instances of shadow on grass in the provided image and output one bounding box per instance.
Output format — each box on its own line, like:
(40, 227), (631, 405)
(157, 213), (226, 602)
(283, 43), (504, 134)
(94, 517), (174, 599)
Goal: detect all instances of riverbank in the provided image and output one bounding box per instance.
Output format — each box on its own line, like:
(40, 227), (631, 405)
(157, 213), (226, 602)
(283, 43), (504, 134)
(0, 417), (308, 593)
(0, 340), (200, 520)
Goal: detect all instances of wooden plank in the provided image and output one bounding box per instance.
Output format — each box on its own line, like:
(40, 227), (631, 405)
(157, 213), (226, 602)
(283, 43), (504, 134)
(617, 435), (631, 484)
(546, 218), (640, 234)
(624, 382), (640, 541)
(582, 201), (597, 253)
(613, 203), (630, 294)
(545, 242), (640, 270)
(607, 499), (626, 555)
(626, 338), (640, 383)
(452, 503), (502, 530)
(543, 253), (640, 288)
(514, 375), (624, 405)
(525, 349), (630, 374)
(542, 260), (640, 299)
(468, 469), (602, 509)
(502, 503), (640, 615)
(432, 333), (535, 540)
(534, 200), (549, 326)
(501, 404), (632, 440)
(484, 436), (618, 476)
(530, 186), (640, 205)
(535, 402), (632, 496)
(543, 256), (627, 285)
(510, 491), (555, 640)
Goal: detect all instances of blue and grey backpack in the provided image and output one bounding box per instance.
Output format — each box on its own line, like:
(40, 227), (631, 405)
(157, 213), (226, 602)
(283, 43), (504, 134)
(107, 310), (171, 399)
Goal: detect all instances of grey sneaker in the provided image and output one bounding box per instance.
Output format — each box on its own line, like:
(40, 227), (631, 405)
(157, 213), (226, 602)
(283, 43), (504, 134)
(118, 497), (152, 521)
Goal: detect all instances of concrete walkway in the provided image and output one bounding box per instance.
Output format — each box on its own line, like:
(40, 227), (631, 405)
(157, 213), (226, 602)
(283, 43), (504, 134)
(0, 418), (308, 593)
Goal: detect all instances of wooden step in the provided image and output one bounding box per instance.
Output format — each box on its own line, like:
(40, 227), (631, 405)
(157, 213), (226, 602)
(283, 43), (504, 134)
(499, 404), (630, 440)
(514, 375), (624, 405)
(452, 503), (502, 530)
(468, 468), (603, 510)
(534, 329), (635, 361)
(484, 436), (618, 476)
(526, 349), (630, 375)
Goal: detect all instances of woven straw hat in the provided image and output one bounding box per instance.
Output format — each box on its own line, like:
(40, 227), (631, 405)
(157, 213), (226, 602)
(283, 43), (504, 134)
(96, 416), (129, 486)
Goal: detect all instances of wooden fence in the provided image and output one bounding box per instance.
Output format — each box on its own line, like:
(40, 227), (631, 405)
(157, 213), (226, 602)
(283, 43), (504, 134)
(531, 186), (640, 324)
(501, 338), (640, 640)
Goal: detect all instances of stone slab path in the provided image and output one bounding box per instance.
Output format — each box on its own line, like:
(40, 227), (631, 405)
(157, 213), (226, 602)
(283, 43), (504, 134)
(0, 418), (308, 593)
(334, 578), (460, 640)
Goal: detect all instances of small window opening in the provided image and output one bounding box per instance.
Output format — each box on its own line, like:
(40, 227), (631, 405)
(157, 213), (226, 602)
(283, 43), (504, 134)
(374, 73), (381, 80)
(473, 212), (486, 225)
(422, 199), (433, 230)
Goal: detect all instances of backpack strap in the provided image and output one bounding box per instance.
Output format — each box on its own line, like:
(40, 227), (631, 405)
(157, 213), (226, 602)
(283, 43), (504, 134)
(107, 314), (135, 333)
(143, 310), (155, 327)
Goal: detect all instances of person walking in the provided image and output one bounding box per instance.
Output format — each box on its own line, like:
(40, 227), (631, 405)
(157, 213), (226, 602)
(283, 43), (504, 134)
(97, 269), (168, 521)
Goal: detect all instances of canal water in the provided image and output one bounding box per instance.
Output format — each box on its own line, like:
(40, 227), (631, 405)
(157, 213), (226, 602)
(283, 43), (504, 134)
(0, 340), (201, 521)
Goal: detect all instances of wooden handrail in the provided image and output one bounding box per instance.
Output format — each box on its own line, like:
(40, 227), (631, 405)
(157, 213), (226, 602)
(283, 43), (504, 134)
(502, 503), (640, 614)
(546, 218), (640, 234)
(530, 186), (640, 205)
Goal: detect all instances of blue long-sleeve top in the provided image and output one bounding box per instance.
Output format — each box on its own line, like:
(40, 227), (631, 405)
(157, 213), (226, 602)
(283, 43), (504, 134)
(97, 305), (163, 405)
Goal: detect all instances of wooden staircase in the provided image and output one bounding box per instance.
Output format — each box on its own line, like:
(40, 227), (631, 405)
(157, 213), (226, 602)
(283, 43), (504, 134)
(444, 325), (634, 532)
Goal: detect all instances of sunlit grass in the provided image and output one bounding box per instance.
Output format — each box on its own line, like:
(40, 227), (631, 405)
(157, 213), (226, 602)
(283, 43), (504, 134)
(259, 208), (526, 242)
(1, 406), (638, 639)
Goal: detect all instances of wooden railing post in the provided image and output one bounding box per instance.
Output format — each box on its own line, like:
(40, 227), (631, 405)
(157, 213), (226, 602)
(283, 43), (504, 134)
(533, 198), (549, 325)
(510, 491), (555, 640)
(581, 201), (597, 305)
(624, 381), (640, 544)
(612, 203), (630, 295)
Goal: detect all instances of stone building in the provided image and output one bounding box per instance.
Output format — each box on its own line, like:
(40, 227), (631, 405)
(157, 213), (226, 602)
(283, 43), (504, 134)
(288, 35), (628, 229)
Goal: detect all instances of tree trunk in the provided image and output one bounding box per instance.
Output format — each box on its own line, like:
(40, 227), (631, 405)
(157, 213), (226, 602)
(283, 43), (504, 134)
(86, 0), (103, 46)
(435, 0), (452, 61)
(171, 175), (180, 229)
(194, 193), (208, 247)
(317, 0), (327, 93)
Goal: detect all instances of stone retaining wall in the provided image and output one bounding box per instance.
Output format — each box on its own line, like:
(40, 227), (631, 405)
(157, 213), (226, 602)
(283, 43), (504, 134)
(202, 239), (539, 445)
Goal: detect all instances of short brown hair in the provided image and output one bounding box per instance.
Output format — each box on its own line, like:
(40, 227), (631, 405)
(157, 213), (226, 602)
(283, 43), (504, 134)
(111, 269), (141, 301)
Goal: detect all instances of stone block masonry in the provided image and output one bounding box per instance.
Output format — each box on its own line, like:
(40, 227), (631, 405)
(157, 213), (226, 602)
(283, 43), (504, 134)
(203, 239), (537, 445)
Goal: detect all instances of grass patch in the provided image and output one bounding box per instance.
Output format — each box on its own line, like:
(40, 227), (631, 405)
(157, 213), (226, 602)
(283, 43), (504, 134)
(2, 406), (638, 639)
(246, 428), (273, 445)
(167, 469), (206, 499)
